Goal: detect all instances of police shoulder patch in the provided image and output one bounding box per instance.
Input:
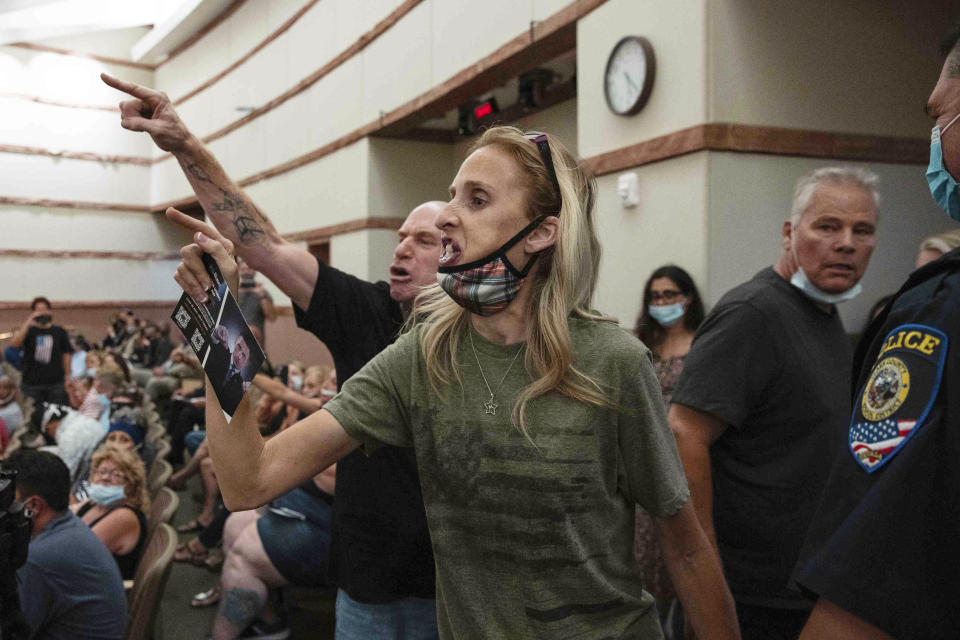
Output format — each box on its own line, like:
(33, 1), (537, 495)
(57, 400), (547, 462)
(849, 324), (947, 472)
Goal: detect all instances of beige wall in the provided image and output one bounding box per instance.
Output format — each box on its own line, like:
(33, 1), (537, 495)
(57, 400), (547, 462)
(577, 0), (708, 159)
(593, 152), (709, 328)
(708, 0), (954, 136)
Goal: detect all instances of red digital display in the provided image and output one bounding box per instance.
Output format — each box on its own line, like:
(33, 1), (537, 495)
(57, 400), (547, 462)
(474, 102), (493, 119)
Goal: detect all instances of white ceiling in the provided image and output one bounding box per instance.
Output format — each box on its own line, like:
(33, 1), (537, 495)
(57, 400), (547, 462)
(0, 0), (233, 63)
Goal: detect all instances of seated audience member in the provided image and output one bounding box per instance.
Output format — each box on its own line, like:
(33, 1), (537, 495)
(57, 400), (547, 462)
(72, 444), (150, 580)
(173, 390), (287, 566)
(5, 449), (127, 639)
(915, 228), (960, 269)
(84, 350), (103, 379)
(129, 322), (174, 386)
(0, 374), (24, 434)
(105, 406), (155, 467)
(164, 384), (205, 465)
(93, 369), (125, 431)
(69, 332), (90, 379)
(75, 404), (157, 499)
(3, 344), (23, 370)
(68, 376), (101, 419)
(252, 364), (334, 418)
(102, 351), (132, 383)
(40, 404), (103, 488)
(192, 372), (338, 640)
(103, 311), (136, 351)
(146, 345), (202, 415)
(196, 466), (336, 639)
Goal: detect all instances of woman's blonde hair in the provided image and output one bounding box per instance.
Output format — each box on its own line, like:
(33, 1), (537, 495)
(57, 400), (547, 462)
(919, 229), (960, 255)
(304, 364), (332, 387)
(91, 443), (150, 513)
(410, 126), (613, 437)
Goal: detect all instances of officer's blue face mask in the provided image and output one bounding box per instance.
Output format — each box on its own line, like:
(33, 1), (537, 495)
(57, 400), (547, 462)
(926, 111), (960, 221)
(648, 303), (686, 326)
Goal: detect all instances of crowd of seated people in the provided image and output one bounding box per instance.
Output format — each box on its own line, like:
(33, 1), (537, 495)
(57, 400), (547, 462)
(0, 297), (344, 638)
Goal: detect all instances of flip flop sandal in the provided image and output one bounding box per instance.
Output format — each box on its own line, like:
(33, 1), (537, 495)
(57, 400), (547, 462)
(191, 584), (221, 608)
(175, 519), (205, 533)
(173, 538), (209, 565)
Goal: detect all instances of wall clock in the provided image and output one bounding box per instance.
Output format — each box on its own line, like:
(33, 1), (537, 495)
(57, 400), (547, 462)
(604, 36), (656, 116)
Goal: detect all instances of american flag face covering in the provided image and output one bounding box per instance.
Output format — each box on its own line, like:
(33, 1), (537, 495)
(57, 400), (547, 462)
(437, 215), (545, 316)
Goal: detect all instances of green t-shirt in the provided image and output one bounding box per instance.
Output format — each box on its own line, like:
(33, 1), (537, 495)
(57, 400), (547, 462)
(325, 316), (689, 639)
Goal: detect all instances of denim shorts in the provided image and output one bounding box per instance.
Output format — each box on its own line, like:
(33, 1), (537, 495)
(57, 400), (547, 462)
(257, 487), (333, 587)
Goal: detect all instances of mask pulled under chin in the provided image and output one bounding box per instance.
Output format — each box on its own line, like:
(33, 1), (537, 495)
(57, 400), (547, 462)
(789, 267), (862, 305)
(437, 216), (545, 317)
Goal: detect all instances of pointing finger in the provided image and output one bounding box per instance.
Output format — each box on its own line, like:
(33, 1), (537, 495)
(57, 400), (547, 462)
(101, 72), (158, 102)
(166, 207), (227, 245)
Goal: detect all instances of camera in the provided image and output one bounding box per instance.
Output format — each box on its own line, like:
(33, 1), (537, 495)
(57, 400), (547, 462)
(34, 314), (51, 325)
(0, 469), (33, 639)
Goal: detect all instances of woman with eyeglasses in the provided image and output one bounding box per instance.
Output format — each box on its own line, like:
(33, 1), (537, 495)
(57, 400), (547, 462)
(172, 126), (738, 639)
(634, 266), (705, 407)
(632, 265), (705, 630)
(71, 443), (150, 580)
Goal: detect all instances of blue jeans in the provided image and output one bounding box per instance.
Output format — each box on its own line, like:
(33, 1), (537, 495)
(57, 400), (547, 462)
(335, 589), (438, 640)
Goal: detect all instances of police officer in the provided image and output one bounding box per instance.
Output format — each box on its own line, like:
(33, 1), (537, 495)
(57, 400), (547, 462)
(795, 19), (960, 640)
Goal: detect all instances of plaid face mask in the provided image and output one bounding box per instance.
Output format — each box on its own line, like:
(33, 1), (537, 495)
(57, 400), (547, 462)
(437, 215), (545, 316)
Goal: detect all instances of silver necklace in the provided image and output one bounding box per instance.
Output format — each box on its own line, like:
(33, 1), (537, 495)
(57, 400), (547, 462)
(468, 330), (523, 416)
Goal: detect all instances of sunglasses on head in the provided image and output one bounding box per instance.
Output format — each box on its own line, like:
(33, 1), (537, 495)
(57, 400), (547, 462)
(526, 131), (562, 215)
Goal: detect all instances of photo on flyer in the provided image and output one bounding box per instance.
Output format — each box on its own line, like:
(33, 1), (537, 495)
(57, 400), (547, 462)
(170, 255), (265, 419)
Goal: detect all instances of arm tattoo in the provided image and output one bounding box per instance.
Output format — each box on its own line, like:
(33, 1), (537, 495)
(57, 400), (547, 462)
(212, 190), (267, 245)
(220, 587), (263, 626)
(183, 159), (270, 246)
(186, 163), (214, 184)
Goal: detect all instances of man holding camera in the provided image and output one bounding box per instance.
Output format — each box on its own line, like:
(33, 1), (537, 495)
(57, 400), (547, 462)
(8, 297), (73, 414)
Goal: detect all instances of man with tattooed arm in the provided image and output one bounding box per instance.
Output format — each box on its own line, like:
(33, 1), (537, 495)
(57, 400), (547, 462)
(101, 73), (442, 639)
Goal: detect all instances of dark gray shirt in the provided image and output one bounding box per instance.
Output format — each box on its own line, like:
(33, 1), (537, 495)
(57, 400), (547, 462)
(17, 511), (127, 640)
(672, 267), (852, 608)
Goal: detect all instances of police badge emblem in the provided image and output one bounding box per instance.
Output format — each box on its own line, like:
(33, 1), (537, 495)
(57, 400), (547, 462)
(849, 324), (947, 472)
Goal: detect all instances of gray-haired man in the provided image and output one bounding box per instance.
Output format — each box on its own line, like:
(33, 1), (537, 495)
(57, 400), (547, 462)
(669, 167), (879, 639)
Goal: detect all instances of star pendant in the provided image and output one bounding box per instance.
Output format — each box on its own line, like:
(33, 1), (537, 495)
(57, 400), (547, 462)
(483, 395), (499, 416)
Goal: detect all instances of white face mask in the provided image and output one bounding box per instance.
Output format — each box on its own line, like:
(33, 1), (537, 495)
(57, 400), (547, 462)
(790, 266), (862, 305)
(788, 227), (863, 305)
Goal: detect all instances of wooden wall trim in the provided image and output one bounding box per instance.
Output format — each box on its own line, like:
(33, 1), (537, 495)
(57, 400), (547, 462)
(178, 0), (426, 150)
(0, 249), (179, 261)
(0, 144), (152, 166)
(0, 91), (117, 112)
(159, 0), (247, 66)
(284, 217), (407, 244)
(0, 196), (152, 214)
(173, 0), (323, 105)
(6, 42), (156, 71)
(0, 300), (176, 311)
(585, 123), (929, 176)
(153, 0), (603, 211)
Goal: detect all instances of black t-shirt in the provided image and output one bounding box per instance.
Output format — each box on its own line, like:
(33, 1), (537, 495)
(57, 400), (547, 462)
(794, 249), (960, 640)
(294, 258), (435, 603)
(22, 324), (73, 386)
(671, 267), (852, 608)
